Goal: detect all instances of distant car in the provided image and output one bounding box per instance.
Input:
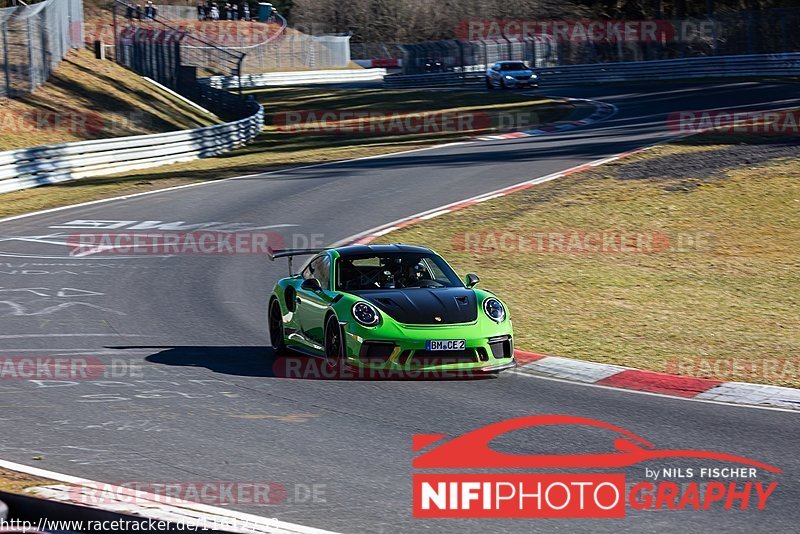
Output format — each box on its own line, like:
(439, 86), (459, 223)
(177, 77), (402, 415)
(267, 244), (515, 374)
(486, 61), (538, 90)
(424, 58), (444, 72)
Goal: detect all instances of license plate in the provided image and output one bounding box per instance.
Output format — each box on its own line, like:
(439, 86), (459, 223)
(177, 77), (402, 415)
(426, 340), (466, 351)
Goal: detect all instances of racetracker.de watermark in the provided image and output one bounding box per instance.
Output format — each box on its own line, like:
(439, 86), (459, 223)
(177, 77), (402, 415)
(272, 110), (493, 135)
(457, 19), (676, 42)
(0, 110), (150, 136)
(272, 356), (496, 380)
(665, 357), (798, 382)
(80, 21), (285, 47)
(453, 230), (716, 254)
(70, 481), (326, 506)
(272, 110), (553, 136)
(668, 109), (800, 135)
(0, 357), (141, 381)
(66, 232), (286, 256)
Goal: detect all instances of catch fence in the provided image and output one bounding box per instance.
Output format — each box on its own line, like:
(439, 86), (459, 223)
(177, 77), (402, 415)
(150, 5), (351, 72)
(0, 0), (83, 97)
(402, 9), (800, 74)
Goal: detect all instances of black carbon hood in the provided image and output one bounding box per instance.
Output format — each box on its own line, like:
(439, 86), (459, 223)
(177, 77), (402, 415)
(350, 287), (478, 325)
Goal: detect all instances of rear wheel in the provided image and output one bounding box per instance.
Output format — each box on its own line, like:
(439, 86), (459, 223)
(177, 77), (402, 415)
(324, 314), (346, 370)
(268, 299), (286, 353)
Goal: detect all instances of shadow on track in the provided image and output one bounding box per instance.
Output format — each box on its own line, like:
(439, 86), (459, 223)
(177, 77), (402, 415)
(120, 345), (497, 381)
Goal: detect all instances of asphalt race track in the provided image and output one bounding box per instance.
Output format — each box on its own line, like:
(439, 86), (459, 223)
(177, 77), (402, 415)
(0, 82), (798, 533)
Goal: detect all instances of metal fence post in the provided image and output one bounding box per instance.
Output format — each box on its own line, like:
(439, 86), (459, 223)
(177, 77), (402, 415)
(711, 17), (718, 55)
(112, 2), (118, 60)
(2, 22), (10, 97)
(27, 14), (34, 91)
(236, 54), (243, 97)
(781, 16), (788, 53)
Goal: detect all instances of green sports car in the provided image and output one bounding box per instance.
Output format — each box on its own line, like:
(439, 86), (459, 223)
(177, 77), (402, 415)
(267, 244), (515, 375)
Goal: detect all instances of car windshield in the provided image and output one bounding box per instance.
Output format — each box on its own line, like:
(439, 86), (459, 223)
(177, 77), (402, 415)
(336, 253), (463, 291)
(501, 62), (529, 71)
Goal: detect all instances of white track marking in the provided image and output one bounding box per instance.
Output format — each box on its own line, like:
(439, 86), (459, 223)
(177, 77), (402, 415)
(331, 156), (629, 247)
(0, 459), (340, 534)
(696, 382), (800, 410)
(506, 368), (800, 414)
(0, 333), (147, 339)
(0, 145), (469, 227)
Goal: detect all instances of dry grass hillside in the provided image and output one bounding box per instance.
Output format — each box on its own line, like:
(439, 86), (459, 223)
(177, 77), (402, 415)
(0, 49), (218, 150)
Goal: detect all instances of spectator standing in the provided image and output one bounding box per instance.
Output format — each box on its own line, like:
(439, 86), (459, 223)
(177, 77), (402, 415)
(210, 3), (219, 21)
(242, 3), (250, 22)
(220, 2), (227, 20)
(144, 1), (153, 19)
(135, 3), (143, 20)
(125, 4), (134, 20)
(197, 2), (205, 21)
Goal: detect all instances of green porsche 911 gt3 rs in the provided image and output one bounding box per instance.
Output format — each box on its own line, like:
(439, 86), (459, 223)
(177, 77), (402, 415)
(267, 244), (515, 374)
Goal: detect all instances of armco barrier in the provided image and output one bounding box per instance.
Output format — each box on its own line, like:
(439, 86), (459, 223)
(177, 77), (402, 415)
(203, 68), (387, 90)
(0, 101), (264, 194)
(384, 52), (800, 88)
(383, 71), (483, 88)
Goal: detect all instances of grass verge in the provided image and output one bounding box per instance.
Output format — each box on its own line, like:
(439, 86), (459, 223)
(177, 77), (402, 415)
(0, 87), (572, 219)
(374, 132), (800, 388)
(0, 467), (56, 494)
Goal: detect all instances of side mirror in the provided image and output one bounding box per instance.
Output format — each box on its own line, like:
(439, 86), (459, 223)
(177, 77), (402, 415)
(301, 278), (322, 292)
(465, 273), (480, 288)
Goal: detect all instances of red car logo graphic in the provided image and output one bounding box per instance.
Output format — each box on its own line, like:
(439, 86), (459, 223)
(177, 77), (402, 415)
(413, 415), (781, 472)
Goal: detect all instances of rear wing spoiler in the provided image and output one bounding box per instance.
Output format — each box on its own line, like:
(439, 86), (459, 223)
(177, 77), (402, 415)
(267, 248), (327, 275)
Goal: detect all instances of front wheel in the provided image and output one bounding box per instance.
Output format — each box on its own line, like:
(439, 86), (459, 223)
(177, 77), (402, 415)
(268, 299), (286, 353)
(485, 76), (493, 89)
(324, 314), (346, 370)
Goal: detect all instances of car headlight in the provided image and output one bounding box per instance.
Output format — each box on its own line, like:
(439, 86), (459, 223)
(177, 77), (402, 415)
(352, 301), (380, 326)
(504, 75), (514, 80)
(483, 298), (506, 322)
(530, 74), (538, 79)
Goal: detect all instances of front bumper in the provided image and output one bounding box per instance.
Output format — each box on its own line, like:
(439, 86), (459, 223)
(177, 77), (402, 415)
(504, 78), (538, 88)
(341, 321), (515, 373)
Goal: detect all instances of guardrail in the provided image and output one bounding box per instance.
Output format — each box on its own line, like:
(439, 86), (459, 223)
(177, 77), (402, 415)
(0, 100), (264, 194)
(384, 52), (800, 89)
(203, 68), (387, 90)
(383, 71), (482, 88)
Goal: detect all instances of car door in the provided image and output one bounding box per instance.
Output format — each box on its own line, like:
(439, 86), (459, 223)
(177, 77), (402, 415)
(295, 254), (334, 348)
(490, 63), (501, 82)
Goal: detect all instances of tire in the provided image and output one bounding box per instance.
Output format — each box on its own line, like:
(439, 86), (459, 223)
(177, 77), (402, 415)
(268, 298), (286, 353)
(499, 78), (506, 90)
(485, 77), (493, 89)
(324, 314), (346, 370)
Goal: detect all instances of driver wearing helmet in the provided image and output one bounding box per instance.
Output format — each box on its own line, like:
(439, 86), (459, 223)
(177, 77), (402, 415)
(398, 258), (429, 287)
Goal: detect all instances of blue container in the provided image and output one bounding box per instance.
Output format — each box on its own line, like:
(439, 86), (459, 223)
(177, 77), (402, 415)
(258, 3), (273, 22)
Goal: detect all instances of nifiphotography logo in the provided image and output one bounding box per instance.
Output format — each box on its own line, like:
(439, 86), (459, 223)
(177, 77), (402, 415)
(412, 415), (780, 518)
